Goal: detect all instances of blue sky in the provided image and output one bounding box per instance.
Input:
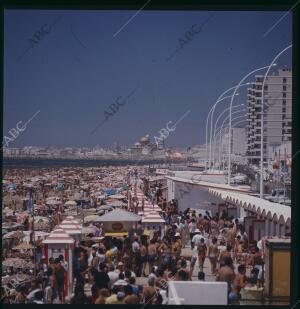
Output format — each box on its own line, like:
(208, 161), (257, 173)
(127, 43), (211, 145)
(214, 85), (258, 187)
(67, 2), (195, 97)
(4, 10), (292, 148)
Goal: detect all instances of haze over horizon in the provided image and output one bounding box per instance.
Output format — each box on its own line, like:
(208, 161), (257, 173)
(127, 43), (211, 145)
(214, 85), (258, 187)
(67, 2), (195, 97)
(4, 10), (292, 148)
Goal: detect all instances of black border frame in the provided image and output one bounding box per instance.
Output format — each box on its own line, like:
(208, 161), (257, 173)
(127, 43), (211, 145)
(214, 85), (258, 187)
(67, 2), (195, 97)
(1, 1), (299, 308)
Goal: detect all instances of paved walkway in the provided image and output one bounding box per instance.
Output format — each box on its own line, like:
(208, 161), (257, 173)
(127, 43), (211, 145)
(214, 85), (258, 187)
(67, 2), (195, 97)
(135, 244), (216, 286)
(80, 246), (277, 305)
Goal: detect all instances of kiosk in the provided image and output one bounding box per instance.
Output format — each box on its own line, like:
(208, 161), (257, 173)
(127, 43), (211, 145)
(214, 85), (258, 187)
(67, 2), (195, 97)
(43, 228), (74, 300)
(264, 237), (290, 301)
(142, 211), (165, 238)
(98, 208), (141, 237)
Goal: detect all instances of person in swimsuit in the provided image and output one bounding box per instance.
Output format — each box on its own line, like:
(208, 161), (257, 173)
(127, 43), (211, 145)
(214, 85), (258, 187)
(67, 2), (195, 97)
(208, 237), (219, 274)
(197, 238), (207, 272)
(232, 264), (246, 299)
(148, 239), (157, 274)
(219, 244), (232, 267)
(140, 241), (148, 277)
(142, 277), (157, 305)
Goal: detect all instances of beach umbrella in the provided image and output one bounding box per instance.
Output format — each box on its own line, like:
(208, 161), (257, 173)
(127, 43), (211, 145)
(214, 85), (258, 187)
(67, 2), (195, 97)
(56, 183), (64, 190)
(81, 227), (96, 234)
(84, 215), (103, 223)
(46, 199), (60, 206)
(87, 224), (100, 233)
(3, 207), (13, 214)
(108, 194), (126, 200)
(24, 183), (34, 188)
(72, 193), (82, 200)
(46, 196), (57, 201)
(111, 203), (125, 208)
(95, 194), (106, 200)
(65, 216), (75, 220)
(84, 208), (97, 212)
(2, 258), (34, 269)
(34, 216), (49, 224)
(33, 231), (50, 239)
(65, 200), (77, 207)
(98, 205), (113, 211)
(12, 242), (34, 250)
(104, 189), (116, 196)
(31, 177), (41, 182)
(3, 230), (23, 240)
(7, 183), (16, 190)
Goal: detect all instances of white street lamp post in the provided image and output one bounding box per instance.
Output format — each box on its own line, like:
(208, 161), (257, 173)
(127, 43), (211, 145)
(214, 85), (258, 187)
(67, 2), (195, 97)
(218, 118), (247, 171)
(216, 115), (247, 171)
(205, 83), (249, 171)
(205, 95), (237, 170)
(227, 65), (276, 186)
(259, 44), (292, 198)
(212, 104), (245, 167)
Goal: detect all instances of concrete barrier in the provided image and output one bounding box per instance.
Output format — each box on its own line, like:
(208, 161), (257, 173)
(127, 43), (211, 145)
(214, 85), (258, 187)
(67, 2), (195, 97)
(168, 281), (228, 305)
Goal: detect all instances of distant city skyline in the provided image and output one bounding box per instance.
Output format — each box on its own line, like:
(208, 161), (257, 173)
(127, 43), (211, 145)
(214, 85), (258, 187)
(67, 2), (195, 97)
(4, 10), (292, 148)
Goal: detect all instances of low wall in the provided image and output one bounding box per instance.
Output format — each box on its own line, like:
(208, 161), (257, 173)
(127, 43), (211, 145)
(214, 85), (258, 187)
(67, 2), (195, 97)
(168, 281), (228, 305)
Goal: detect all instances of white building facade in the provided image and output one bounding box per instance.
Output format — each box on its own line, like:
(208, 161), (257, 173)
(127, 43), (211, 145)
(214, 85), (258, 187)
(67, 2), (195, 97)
(246, 68), (292, 165)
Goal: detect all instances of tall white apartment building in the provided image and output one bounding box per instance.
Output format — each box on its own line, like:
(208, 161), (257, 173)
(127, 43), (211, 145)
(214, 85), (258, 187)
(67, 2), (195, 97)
(218, 127), (247, 164)
(246, 68), (292, 165)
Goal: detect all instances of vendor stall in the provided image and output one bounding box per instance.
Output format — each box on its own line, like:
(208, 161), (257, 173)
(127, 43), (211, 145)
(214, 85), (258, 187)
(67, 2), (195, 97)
(141, 211), (165, 238)
(43, 229), (74, 300)
(98, 208), (141, 237)
(264, 237), (290, 301)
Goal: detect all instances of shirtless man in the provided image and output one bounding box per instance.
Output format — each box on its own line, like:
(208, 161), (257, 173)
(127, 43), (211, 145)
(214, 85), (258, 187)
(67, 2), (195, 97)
(227, 224), (236, 247)
(148, 239), (157, 273)
(219, 245), (232, 267)
(140, 241), (148, 277)
(173, 234), (182, 258)
(197, 238), (207, 272)
(202, 216), (211, 234)
(142, 277), (157, 305)
(218, 217), (225, 229)
(197, 214), (203, 230)
(124, 285), (139, 304)
(208, 237), (219, 274)
(216, 257), (235, 294)
(90, 249), (100, 271)
(232, 264), (246, 299)
(233, 235), (241, 263)
(247, 247), (263, 286)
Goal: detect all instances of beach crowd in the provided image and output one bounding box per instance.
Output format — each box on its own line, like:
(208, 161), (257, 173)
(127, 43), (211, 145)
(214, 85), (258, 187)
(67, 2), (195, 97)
(2, 166), (267, 304)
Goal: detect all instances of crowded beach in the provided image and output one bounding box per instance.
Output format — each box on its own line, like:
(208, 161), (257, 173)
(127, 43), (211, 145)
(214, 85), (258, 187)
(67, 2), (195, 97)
(2, 165), (290, 305)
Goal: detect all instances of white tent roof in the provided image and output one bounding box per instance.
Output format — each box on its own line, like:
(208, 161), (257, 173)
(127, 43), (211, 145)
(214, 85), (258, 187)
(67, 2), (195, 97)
(209, 188), (291, 224)
(98, 208), (141, 222)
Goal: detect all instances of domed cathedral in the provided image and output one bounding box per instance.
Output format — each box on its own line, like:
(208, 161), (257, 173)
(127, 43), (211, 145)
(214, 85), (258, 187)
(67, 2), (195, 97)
(139, 134), (150, 147)
(130, 134), (164, 155)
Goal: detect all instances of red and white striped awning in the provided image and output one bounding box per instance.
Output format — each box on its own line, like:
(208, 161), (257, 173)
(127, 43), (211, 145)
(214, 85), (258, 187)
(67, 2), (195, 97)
(142, 211), (165, 223)
(61, 219), (81, 226)
(43, 228), (75, 244)
(153, 204), (162, 211)
(59, 224), (82, 235)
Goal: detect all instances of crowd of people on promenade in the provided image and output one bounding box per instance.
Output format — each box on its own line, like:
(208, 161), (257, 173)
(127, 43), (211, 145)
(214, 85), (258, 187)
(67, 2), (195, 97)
(4, 208), (266, 304)
(2, 166), (268, 304)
